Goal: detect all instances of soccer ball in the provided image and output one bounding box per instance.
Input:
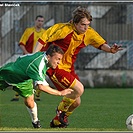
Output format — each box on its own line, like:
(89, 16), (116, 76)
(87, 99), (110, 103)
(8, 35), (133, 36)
(126, 114), (133, 130)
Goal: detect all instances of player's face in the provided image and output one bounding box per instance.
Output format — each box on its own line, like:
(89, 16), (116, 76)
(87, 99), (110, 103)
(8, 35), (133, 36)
(74, 18), (90, 34)
(47, 53), (63, 69)
(35, 17), (44, 28)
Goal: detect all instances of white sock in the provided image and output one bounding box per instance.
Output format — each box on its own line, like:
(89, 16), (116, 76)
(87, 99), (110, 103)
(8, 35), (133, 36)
(26, 102), (38, 123)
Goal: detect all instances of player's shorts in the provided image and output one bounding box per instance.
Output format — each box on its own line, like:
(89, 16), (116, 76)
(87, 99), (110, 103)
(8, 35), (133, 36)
(46, 67), (79, 91)
(11, 79), (34, 97)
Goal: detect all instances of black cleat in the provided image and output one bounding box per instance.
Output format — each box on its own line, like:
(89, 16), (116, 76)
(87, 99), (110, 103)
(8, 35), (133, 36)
(32, 120), (41, 128)
(56, 108), (69, 126)
(50, 109), (68, 128)
(50, 119), (67, 128)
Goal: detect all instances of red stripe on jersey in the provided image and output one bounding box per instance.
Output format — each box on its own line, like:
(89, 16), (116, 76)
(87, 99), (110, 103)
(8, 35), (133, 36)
(25, 33), (34, 53)
(52, 32), (86, 70)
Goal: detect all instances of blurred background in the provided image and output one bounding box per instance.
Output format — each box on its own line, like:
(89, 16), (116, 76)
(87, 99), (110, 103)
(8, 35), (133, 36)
(0, 2), (133, 88)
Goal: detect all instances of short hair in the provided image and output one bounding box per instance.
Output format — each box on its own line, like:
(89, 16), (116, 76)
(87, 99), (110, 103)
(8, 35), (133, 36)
(35, 15), (44, 20)
(46, 44), (64, 57)
(72, 6), (92, 23)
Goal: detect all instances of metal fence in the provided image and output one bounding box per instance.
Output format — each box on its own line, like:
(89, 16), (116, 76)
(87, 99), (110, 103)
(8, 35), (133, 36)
(0, 2), (133, 70)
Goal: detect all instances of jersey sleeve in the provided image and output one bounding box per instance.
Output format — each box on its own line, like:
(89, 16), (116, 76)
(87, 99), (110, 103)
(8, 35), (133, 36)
(84, 27), (106, 48)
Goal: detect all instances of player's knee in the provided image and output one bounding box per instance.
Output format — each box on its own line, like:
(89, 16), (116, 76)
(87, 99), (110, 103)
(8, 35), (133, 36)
(24, 95), (34, 108)
(25, 101), (35, 108)
(78, 83), (84, 96)
(73, 80), (84, 97)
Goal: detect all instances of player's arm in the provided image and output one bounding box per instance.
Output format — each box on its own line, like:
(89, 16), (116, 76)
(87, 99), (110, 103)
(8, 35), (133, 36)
(33, 41), (43, 53)
(19, 44), (29, 54)
(33, 26), (54, 53)
(100, 43), (123, 54)
(27, 64), (73, 96)
(19, 28), (30, 54)
(37, 84), (73, 96)
(88, 28), (123, 54)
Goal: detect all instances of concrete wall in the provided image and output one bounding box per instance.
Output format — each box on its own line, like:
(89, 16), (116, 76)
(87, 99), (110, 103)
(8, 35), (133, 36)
(76, 70), (133, 88)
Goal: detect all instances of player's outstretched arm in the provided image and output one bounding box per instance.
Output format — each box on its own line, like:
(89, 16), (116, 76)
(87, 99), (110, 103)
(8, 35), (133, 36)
(101, 43), (123, 54)
(37, 84), (73, 96)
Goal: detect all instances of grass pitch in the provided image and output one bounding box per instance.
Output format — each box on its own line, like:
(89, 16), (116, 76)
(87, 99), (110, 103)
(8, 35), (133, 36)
(0, 88), (133, 131)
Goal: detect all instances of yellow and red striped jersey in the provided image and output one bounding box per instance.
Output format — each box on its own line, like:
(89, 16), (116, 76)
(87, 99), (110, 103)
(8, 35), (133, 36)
(38, 22), (106, 72)
(19, 27), (45, 53)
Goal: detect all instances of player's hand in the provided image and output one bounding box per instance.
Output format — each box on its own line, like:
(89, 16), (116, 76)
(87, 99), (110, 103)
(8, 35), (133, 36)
(110, 43), (123, 54)
(60, 89), (73, 96)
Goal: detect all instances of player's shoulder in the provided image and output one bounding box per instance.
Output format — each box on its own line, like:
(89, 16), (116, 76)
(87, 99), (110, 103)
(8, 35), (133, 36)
(86, 26), (103, 38)
(36, 51), (45, 58)
(24, 27), (34, 32)
(88, 26), (95, 31)
(52, 22), (71, 28)
(86, 26), (97, 33)
(34, 51), (43, 55)
(29, 52), (44, 61)
(52, 22), (73, 32)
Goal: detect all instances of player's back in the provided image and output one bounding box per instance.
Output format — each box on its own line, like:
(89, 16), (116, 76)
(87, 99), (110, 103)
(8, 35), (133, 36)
(0, 52), (44, 84)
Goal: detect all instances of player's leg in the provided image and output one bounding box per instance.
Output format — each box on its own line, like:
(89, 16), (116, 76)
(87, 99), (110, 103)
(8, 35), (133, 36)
(12, 79), (41, 128)
(68, 96), (81, 112)
(65, 96), (81, 117)
(67, 70), (81, 113)
(50, 79), (84, 128)
(54, 68), (81, 121)
(47, 68), (84, 128)
(61, 95), (81, 119)
(35, 88), (41, 101)
(24, 95), (41, 128)
(33, 81), (41, 101)
(51, 99), (80, 128)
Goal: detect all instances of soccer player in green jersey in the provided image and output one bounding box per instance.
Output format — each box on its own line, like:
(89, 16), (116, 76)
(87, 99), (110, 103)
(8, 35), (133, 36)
(0, 44), (73, 128)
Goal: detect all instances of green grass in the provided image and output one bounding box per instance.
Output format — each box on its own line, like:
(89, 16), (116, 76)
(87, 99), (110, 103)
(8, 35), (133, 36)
(0, 88), (133, 131)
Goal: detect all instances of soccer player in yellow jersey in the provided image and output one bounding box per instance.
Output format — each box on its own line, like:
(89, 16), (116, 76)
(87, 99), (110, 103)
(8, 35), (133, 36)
(34, 7), (123, 128)
(11, 15), (46, 101)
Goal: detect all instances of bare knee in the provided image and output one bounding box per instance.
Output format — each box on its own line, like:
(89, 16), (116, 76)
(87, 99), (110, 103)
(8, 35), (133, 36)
(73, 79), (84, 97)
(78, 82), (84, 96)
(65, 79), (84, 99)
(24, 94), (34, 108)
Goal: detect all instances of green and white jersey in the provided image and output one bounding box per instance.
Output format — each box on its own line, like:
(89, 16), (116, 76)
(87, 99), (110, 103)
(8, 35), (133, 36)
(0, 52), (49, 86)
